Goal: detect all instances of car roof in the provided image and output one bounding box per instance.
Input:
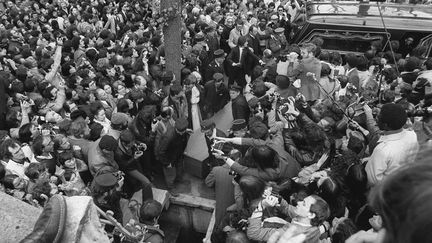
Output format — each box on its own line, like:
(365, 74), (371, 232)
(306, 1), (432, 31)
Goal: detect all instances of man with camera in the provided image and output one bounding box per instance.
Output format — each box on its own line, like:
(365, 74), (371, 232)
(114, 130), (153, 203)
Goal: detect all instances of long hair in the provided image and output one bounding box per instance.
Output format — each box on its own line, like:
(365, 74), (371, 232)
(239, 175), (265, 209)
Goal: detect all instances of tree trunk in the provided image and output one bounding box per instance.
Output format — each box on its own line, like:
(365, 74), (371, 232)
(160, 0), (182, 82)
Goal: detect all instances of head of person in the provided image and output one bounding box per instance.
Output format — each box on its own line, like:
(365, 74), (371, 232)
(237, 35), (248, 48)
(98, 135), (118, 156)
(235, 19), (243, 31)
(231, 119), (247, 138)
(369, 161), (432, 243)
(91, 172), (119, 198)
(119, 130), (135, 152)
(345, 53), (358, 70)
(70, 117), (91, 138)
(201, 119), (216, 137)
(213, 72), (224, 88)
(175, 117), (189, 135)
(294, 194), (330, 226)
(377, 103), (407, 131)
(2, 174), (27, 190)
(239, 175), (266, 205)
(300, 43), (317, 59)
(89, 101), (105, 121)
(229, 85), (242, 100)
(0, 139), (25, 162)
(18, 123), (40, 144)
(331, 218), (358, 243)
(134, 75), (147, 91)
(110, 113), (129, 131)
(53, 134), (71, 151)
(45, 110), (63, 123)
(214, 49), (225, 63)
(139, 199), (162, 225)
(169, 83), (183, 99)
(251, 145), (278, 170)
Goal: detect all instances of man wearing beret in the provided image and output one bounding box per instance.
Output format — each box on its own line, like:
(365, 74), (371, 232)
(203, 72), (230, 119)
(107, 112), (129, 140)
(204, 49), (226, 83)
(91, 173), (124, 224)
(155, 117), (191, 196)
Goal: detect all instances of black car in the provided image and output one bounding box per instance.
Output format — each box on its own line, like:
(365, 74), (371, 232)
(293, 1), (432, 57)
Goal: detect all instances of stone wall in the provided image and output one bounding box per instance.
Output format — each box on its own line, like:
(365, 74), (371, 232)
(0, 191), (41, 242)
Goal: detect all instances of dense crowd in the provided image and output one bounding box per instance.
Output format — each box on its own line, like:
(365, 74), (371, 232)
(0, 0), (432, 242)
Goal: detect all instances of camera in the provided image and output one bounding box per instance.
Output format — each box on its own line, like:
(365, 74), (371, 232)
(133, 143), (147, 153)
(229, 170), (241, 183)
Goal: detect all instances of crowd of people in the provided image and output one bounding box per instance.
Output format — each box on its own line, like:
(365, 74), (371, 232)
(0, 0), (432, 242)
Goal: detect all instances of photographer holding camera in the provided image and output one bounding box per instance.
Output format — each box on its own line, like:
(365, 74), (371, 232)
(114, 130), (153, 203)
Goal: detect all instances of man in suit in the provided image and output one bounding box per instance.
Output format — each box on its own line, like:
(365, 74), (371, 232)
(226, 36), (262, 87)
(204, 49), (226, 83)
(345, 53), (361, 92)
(203, 73), (230, 119)
(292, 43), (322, 102)
(266, 28), (287, 58)
(246, 25), (261, 56)
(205, 149), (241, 227)
(230, 84), (250, 122)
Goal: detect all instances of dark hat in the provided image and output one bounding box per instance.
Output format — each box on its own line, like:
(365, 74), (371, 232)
(214, 49), (225, 58)
(195, 33), (205, 42)
(231, 119), (247, 131)
(201, 119), (215, 131)
(111, 113), (129, 126)
(99, 135), (118, 151)
(248, 119), (268, 139)
(274, 27), (285, 34)
(175, 117), (189, 132)
(229, 84), (242, 92)
(379, 103), (407, 130)
(94, 173), (118, 189)
(120, 130), (135, 143)
(213, 72), (224, 81)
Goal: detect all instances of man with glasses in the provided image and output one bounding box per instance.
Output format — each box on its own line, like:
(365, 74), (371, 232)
(0, 139), (29, 179)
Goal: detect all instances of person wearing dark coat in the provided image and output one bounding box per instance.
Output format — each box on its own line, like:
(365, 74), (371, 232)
(230, 84), (250, 122)
(246, 25), (261, 56)
(154, 117), (190, 196)
(114, 130), (154, 203)
(203, 73), (230, 119)
(204, 49), (226, 83)
(226, 36), (262, 87)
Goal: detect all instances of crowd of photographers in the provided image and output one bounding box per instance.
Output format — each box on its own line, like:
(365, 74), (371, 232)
(0, 0), (431, 242)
